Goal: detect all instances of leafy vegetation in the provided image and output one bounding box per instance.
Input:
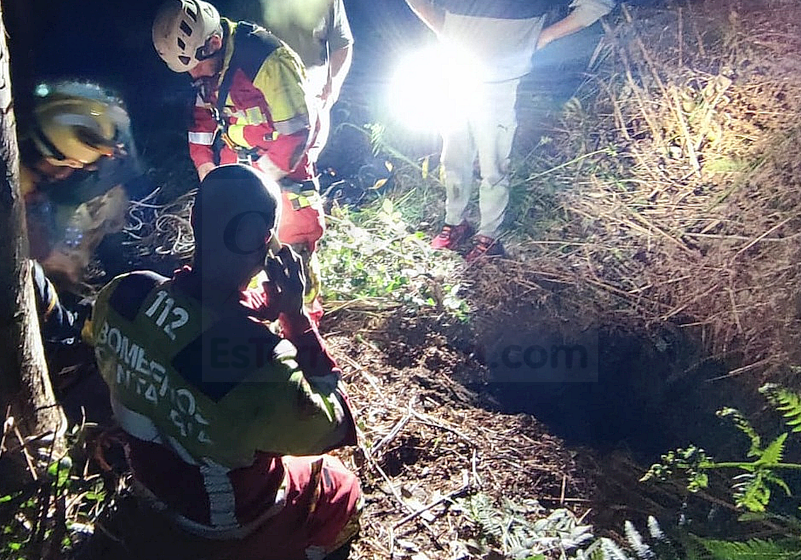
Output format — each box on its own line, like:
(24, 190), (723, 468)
(0, 424), (110, 560)
(318, 173), (468, 320)
(638, 383), (801, 558)
(457, 493), (601, 560)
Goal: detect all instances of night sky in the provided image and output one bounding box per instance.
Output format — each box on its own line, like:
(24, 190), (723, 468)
(4, 0), (430, 118)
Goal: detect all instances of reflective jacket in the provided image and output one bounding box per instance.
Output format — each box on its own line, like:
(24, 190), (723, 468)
(88, 267), (356, 537)
(189, 19), (316, 182)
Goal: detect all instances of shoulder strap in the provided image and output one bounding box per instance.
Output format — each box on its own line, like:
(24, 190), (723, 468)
(216, 21), (283, 118)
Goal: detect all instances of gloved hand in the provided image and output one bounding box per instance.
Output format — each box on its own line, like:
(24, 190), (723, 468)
(262, 244), (307, 322)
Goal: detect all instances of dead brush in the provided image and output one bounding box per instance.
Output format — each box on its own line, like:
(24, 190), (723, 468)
(487, 0), (801, 382)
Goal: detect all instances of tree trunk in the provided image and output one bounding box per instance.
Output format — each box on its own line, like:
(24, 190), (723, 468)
(0, 1), (63, 441)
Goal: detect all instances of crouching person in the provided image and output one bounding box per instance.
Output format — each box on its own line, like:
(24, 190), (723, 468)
(86, 164), (361, 559)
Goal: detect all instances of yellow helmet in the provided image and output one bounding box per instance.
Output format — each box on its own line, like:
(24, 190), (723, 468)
(30, 82), (129, 167)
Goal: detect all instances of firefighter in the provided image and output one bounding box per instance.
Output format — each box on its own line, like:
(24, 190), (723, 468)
(20, 80), (148, 285)
(87, 164), (361, 560)
(152, 0), (326, 323)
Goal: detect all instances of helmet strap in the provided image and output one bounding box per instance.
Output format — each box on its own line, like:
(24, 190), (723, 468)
(31, 126), (66, 162)
(195, 32), (222, 62)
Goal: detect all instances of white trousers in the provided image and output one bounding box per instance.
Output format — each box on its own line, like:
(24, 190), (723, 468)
(441, 78), (520, 239)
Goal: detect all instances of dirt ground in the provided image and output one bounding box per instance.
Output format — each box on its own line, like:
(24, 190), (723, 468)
(322, 310), (595, 559)
(9, 0), (801, 558)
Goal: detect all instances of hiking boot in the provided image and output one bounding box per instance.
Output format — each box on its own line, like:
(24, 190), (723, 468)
(431, 221), (473, 250)
(466, 234), (505, 262)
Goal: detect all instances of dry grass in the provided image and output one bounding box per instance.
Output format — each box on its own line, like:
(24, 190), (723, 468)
(484, 0), (801, 383)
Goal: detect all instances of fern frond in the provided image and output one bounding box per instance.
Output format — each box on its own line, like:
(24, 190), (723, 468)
(763, 471), (792, 497)
(646, 516), (666, 542)
(624, 520), (655, 560)
(718, 407), (762, 455)
(758, 433), (788, 467)
(680, 533), (717, 560)
(600, 537), (633, 560)
(466, 494), (506, 540)
(700, 537), (801, 560)
(733, 471), (771, 512)
(760, 384), (801, 433)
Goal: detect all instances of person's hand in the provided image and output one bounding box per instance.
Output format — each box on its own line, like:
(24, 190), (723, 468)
(197, 162), (215, 182)
(319, 80), (333, 106)
(263, 245), (307, 321)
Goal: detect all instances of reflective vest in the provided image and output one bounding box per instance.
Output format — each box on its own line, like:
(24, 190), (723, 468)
(89, 268), (355, 532)
(188, 19), (316, 182)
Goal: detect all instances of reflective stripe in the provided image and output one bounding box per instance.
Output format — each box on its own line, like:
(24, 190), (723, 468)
(284, 189), (321, 211)
(274, 113), (309, 135)
(114, 396), (285, 536)
(254, 154), (287, 182)
(133, 473), (288, 541)
(111, 396), (163, 443)
(188, 131), (215, 145)
(285, 192), (310, 209)
(245, 107), (264, 123)
(200, 459), (238, 529)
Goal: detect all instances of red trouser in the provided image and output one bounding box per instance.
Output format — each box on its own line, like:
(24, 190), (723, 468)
(128, 455), (361, 560)
(248, 159), (326, 324)
(275, 184), (326, 325)
(236, 455), (362, 559)
(277, 190), (325, 250)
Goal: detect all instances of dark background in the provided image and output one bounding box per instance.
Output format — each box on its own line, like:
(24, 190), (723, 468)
(3, 0), (431, 175)
(3, 0), (614, 183)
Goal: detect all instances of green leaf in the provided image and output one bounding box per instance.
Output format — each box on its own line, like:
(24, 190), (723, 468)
(718, 408), (761, 456)
(700, 537), (801, 560)
(84, 491), (105, 502)
(757, 433), (788, 467)
(689, 472), (709, 491)
(761, 384), (801, 433)
(764, 471), (792, 497)
(734, 472), (771, 512)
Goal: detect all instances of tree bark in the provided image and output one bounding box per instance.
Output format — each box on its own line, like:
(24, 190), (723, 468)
(0, 1), (63, 441)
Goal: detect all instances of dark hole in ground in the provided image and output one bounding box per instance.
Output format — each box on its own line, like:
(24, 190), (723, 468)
(464, 318), (785, 537)
(476, 324), (737, 459)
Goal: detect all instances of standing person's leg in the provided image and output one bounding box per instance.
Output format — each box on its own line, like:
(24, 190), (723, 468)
(298, 111), (327, 325)
(254, 153), (327, 326)
(468, 78), (519, 259)
(433, 120), (476, 250)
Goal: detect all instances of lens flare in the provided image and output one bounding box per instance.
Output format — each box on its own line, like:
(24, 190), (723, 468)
(388, 45), (485, 133)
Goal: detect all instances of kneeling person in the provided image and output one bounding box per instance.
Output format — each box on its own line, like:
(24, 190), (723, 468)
(87, 165), (360, 559)
(21, 81), (150, 284)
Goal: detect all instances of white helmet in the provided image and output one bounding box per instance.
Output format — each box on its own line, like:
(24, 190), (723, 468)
(152, 0), (221, 72)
